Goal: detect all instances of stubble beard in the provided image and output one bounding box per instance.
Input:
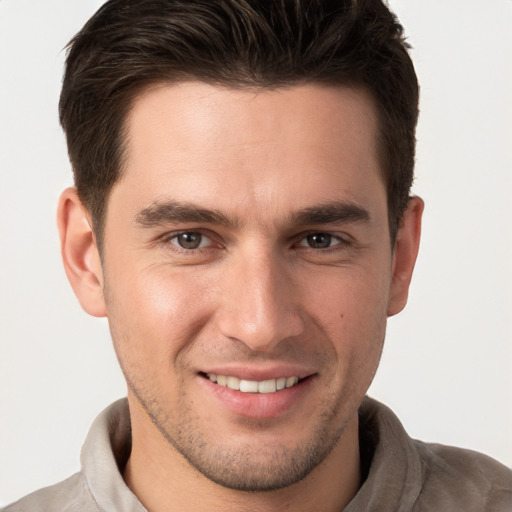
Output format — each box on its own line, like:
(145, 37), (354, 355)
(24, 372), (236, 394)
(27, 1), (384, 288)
(126, 371), (353, 493)
(106, 305), (355, 491)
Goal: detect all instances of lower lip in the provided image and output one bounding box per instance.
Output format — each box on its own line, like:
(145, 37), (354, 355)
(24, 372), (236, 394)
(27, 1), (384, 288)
(199, 376), (313, 419)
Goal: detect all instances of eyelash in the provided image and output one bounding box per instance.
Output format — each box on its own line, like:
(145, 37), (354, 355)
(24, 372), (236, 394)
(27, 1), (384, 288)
(159, 230), (352, 255)
(160, 230), (217, 253)
(296, 233), (346, 251)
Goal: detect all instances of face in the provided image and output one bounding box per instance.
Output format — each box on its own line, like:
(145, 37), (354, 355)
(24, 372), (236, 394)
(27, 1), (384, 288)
(93, 83), (402, 490)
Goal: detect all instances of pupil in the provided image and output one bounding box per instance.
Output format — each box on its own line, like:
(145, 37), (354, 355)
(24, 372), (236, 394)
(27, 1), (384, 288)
(308, 233), (331, 248)
(178, 232), (201, 249)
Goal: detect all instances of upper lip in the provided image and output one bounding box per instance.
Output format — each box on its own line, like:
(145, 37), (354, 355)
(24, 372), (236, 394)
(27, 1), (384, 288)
(200, 365), (315, 381)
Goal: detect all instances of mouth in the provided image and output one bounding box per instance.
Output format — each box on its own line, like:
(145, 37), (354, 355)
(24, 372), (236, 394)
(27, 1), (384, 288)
(204, 373), (301, 394)
(199, 371), (314, 419)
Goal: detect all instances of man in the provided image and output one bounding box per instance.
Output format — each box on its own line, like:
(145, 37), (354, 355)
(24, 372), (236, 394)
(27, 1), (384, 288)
(4, 0), (511, 510)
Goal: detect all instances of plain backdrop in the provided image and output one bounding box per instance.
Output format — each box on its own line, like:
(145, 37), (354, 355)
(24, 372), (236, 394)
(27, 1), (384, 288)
(1, 0), (511, 506)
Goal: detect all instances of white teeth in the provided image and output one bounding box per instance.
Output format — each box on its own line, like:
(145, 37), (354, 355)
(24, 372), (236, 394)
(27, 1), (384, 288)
(206, 374), (300, 393)
(286, 376), (298, 388)
(226, 376), (240, 391)
(258, 379), (277, 393)
(240, 379), (259, 393)
(276, 377), (286, 390)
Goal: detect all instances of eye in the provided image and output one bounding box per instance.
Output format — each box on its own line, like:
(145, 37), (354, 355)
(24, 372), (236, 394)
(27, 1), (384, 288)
(298, 233), (341, 249)
(170, 232), (210, 250)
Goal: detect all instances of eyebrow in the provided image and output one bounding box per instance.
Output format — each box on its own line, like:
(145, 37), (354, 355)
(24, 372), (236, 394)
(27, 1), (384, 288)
(135, 199), (371, 229)
(291, 201), (371, 226)
(135, 201), (239, 229)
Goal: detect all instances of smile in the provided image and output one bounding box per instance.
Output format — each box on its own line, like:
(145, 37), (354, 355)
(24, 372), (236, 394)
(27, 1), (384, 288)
(206, 373), (300, 394)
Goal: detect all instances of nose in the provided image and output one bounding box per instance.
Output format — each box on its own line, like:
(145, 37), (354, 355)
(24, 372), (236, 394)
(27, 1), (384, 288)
(217, 246), (304, 352)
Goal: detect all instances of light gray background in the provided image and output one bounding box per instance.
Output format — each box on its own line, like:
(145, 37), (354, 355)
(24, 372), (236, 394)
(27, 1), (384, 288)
(1, 0), (511, 505)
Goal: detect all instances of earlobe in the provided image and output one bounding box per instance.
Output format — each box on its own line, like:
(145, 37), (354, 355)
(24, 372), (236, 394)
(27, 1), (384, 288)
(387, 196), (424, 317)
(57, 187), (107, 317)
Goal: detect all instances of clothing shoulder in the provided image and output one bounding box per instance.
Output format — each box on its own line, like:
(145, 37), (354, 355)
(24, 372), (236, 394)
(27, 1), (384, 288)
(415, 440), (512, 511)
(353, 397), (512, 512)
(3, 473), (98, 512)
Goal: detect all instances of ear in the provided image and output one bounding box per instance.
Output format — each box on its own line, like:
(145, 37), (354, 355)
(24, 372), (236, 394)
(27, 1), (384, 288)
(57, 187), (106, 317)
(387, 196), (424, 317)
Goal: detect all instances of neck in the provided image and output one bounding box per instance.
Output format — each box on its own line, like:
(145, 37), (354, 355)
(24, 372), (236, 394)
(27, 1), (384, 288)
(124, 397), (361, 512)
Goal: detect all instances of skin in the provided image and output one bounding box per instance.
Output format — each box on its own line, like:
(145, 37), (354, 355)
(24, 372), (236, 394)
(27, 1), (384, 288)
(58, 82), (423, 512)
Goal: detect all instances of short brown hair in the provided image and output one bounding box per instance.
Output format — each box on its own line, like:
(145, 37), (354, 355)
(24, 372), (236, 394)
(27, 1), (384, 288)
(60, 0), (419, 248)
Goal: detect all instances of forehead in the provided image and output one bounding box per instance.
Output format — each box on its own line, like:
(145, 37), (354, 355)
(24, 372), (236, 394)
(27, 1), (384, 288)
(115, 81), (384, 225)
(125, 81), (379, 160)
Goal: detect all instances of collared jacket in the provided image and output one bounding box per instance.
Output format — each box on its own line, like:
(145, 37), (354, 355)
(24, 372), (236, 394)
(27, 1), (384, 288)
(4, 397), (512, 511)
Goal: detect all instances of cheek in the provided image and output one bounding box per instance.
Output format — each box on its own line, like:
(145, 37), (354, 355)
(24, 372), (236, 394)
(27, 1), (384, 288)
(104, 265), (215, 370)
(305, 261), (390, 325)
(304, 265), (390, 373)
